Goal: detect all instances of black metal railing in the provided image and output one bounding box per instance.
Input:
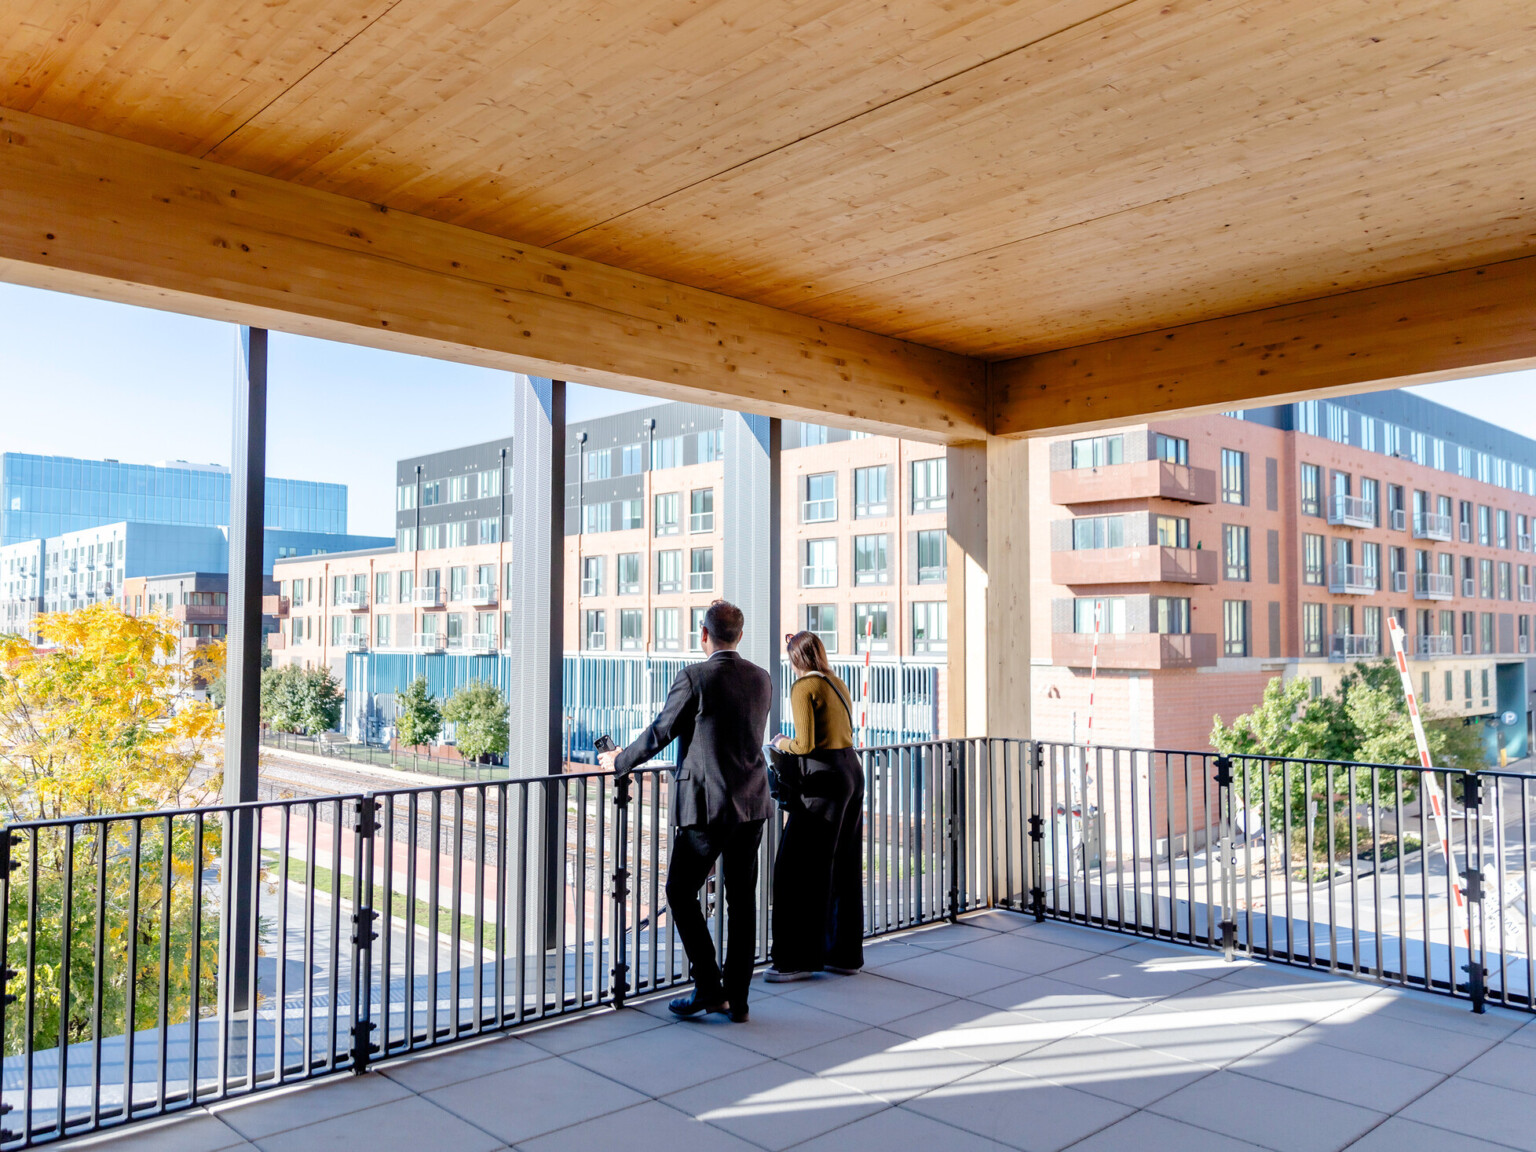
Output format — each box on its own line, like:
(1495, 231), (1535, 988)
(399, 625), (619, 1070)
(1, 737), (1531, 1147)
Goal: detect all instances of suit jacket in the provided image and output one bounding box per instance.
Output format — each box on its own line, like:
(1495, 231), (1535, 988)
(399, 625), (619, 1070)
(615, 649), (774, 827)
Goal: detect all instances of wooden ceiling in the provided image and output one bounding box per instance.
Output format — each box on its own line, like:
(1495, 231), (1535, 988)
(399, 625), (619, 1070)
(3, 0), (1535, 392)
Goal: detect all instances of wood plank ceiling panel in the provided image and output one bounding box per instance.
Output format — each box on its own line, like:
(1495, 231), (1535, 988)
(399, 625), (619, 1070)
(553, 0), (1536, 355)
(0, 0), (383, 153)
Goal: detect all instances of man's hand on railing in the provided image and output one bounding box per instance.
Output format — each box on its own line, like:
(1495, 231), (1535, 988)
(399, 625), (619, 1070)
(598, 747), (623, 774)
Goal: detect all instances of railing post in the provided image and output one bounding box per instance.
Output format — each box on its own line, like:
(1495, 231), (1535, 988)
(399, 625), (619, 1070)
(1028, 741), (1046, 922)
(1214, 756), (1238, 961)
(610, 771), (632, 1009)
(1460, 772), (1487, 1014)
(946, 741), (964, 923)
(0, 829), (18, 1143)
(350, 797), (380, 1072)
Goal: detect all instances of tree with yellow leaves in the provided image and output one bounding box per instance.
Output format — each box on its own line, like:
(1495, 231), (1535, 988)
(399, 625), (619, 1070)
(0, 604), (226, 1053)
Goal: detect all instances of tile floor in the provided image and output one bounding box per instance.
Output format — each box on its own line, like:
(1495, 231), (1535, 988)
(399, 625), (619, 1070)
(70, 912), (1536, 1152)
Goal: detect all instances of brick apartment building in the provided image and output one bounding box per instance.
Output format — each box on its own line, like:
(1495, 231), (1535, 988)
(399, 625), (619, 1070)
(270, 405), (951, 676)
(1033, 392), (1536, 760)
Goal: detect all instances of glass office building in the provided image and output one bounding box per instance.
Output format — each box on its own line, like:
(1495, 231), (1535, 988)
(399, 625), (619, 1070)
(1, 454), (348, 545)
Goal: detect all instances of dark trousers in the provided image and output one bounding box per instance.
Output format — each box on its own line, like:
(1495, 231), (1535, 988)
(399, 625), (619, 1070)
(772, 748), (865, 973)
(665, 819), (765, 1006)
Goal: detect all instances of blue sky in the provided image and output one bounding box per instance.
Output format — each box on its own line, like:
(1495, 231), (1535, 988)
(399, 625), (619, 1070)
(0, 281), (1532, 536)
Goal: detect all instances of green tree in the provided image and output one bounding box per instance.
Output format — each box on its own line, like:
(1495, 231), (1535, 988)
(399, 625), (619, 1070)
(395, 676), (442, 749)
(443, 680), (509, 762)
(260, 664), (343, 735)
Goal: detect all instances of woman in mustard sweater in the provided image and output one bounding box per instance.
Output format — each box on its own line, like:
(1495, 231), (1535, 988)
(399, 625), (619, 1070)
(766, 631), (865, 981)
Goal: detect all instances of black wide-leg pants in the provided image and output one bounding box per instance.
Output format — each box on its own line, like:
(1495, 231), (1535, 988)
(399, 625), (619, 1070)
(665, 819), (766, 1007)
(771, 748), (865, 973)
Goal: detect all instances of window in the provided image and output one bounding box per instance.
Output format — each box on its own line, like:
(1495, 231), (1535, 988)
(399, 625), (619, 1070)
(1221, 449), (1248, 504)
(695, 429), (723, 463)
(912, 601), (947, 654)
(689, 548), (714, 592)
(910, 458), (947, 513)
(1360, 541), (1380, 589)
(449, 566), (467, 601)
(1302, 603), (1324, 656)
(804, 539), (837, 587)
(653, 608), (680, 651)
(1071, 435), (1123, 469)
(1499, 561), (1511, 600)
(478, 517), (500, 544)
(854, 603), (890, 652)
(376, 614), (391, 648)
(584, 609), (606, 650)
(1073, 597), (1127, 634)
(619, 609), (643, 651)
(651, 434), (683, 471)
(586, 450), (611, 481)
(1223, 525), (1250, 581)
(854, 466), (890, 518)
(1362, 606), (1382, 655)
(1499, 509), (1511, 549)
(854, 535), (890, 585)
(620, 444), (644, 475)
(397, 483), (417, 511)
(420, 480), (442, 507)
(621, 498), (643, 530)
(1223, 600), (1250, 656)
(803, 473), (837, 522)
(397, 570), (413, 602)
(1151, 596), (1190, 634)
(581, 555), (604, 597)
(1155, 516), (1189, 549)
(800, 423), (829, 447)
(1153, 434), (1188, 465)
(1481, 558), (1494, 599)
(419, 523), (442, 550)
(1360, 477), (1380, 526)
(445, 521), (469, 548)
(917, 529), (946, 584)
(617, 553), (641, 595)
(806, 605), (838, 652)
(1072, 515), (1125, 550)
(1303, 533), (1324, 585)
(1481, 612), (1495, 654)
(690, 607), (707, 652)
(653, 492), (680, 536)
(655, 549), (682, 593)
(689, 488), (714, 533)
(1479, 504), (1492, 546)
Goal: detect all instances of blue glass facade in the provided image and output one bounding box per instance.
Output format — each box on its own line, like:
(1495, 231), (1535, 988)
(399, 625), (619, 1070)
(1, 454), (348, 545)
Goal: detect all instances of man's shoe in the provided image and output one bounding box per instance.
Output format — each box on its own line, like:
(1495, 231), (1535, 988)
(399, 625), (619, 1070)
(825, 965), (861, 976)
(669, 990), (727, 1017)
(727, 1003), (749, 1023)
(764, 968), (814, 983)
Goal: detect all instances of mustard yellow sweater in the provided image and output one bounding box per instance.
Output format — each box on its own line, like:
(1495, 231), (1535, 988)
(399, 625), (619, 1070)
(785, 673), (855, 754)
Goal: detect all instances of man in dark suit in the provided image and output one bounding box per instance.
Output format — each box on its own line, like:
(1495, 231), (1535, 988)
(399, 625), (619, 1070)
(598, 600), (773, 1022)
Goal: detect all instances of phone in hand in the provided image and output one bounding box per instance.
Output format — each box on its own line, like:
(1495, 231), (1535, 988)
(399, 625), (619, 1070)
(594, 735), (617, 754)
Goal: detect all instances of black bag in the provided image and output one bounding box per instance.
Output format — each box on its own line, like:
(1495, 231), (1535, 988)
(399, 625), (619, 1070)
(764, 743), (803, 808)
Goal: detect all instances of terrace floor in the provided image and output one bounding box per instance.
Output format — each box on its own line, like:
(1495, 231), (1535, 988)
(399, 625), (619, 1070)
(75, 911), (1536, 1152)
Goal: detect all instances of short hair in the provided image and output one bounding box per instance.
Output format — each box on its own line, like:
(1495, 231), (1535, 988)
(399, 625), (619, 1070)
(702, 599), (744, 646)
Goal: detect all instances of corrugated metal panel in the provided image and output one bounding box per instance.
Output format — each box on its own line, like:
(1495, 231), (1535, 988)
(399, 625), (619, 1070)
(507, 375), (558, 778)
(722, 412), (772, 670)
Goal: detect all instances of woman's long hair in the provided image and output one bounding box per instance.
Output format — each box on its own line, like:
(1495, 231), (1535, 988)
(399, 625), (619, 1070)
(786, 630), (835, 676)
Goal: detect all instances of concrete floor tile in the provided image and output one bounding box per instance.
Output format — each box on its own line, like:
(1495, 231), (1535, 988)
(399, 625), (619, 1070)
(904, 1063), (1136, 1152)
(1066, 1110), (1269, 1152)
(701, 989), (869, 1058)
(1149, 1070), (1386, 1152)
(1047, 953), (1220, 1001)
(1082, 1011), (1284, 1069)
(249, 1095), (503, 1152)
(1135, 983), (1362, 1036)
(520, 1005), (668, 1054)
(515, 1099), (760, 1152)
(379, 1034), (546, 1092)
(1005, 921), (1134, 954)
(970, 972), (1144, 1023)
(957, 910), (1035, 934)
(422, 1056), (645, 1145)
(790, 1104), (1012, 1152)
(71, 1112), (253, 1152)
(1455, 1038), (1536, 1095)
(1342, 1115), (1514, 1152)
(1293, 1007), (1499, 1073)
(1365, 988), (1529, 1038)
(1003, 1034), (1218, 1108)
(1400, 1076), (1536, 1151)
(876, 950), (1021, 997)
(780, 1026), (986, 1103)
(780, 971), (953, 1026)
(561, 1019), (768, 1096)
(896, 922), (1001, 950)
(944, 934), (1102, 976)
(662, 1058), (888, 1150)
(1227, 1032), (1444, 1111)
(881, 999), (1079, 1063)
(212, 1072), (413, 1141)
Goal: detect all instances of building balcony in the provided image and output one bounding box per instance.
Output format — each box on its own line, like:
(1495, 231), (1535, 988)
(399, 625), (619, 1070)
(1519, 533), (1534, 553)
(1327, 564), (1377, 595)
(413, 587), (445, 607)
(262, 594), (290, 617)
(171, 603), (226, 623)
(1414, 633), (1455, 658)
(412, 631), (445, 651)
(336, 633), (367, 651)
(1050, 545), (1217, 586)
(1414, 573), (1454, 601)
(1329, 633), (1381, 660)
(1049, 459), (1216, 505)
(1389, 508), (1407, 531)
(1051, 630), (1217, 669)
(1413, 512), (1454, 541)
(335, 589), (368, 609)
(263, 632), (285, 650)
(466, 583), (498, 604)
(469, 633), (498, 652)
(1327, 494), (1376, 528)
(1521, 584), (1534, 603)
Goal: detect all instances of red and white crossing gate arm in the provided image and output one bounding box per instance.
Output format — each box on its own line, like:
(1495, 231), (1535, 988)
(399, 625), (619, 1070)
(1086, 604), (1101, 752)
(1386, 617), (1469, 950)
(859, 616), (872, 746)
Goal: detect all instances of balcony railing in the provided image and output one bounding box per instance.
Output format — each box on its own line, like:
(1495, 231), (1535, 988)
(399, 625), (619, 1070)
(1327, 563), (1377, 594)
(1414, 572), (1454, 600)
(466, 583), (498, 604)
(1048, 459), (1217, 504)
(1521, 584), (1534, 603)
(1390, 571), (1408, 593)
(1463, 577), (1476, 597)
(1414, 633), (1454, 657)
(469, 633), (498, 652)
(1412, 512), (1454, 541)
(1462, 634), (1475, 654)
(1460, 521), (1472, 542)
(413, 631), (444, 650)
(262, 594), (290, 617)
(1522, 635), (1532, 654)
(1327, 494), (1376, 528)
(801, 499), (837, 523)
(1389, 508), (1407, 531)
(336, 633), (367, 650)
(412, 586), (444, 607)
(689, 572), (715, 593)
(802, 566), (837, 588)
(580, 577), (602, 597)
(1329, 632), (1379, 660)
(1520, 533), (1534, 553)
(335, 589), (368, 609)
(13, 739), (1528, 1147)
